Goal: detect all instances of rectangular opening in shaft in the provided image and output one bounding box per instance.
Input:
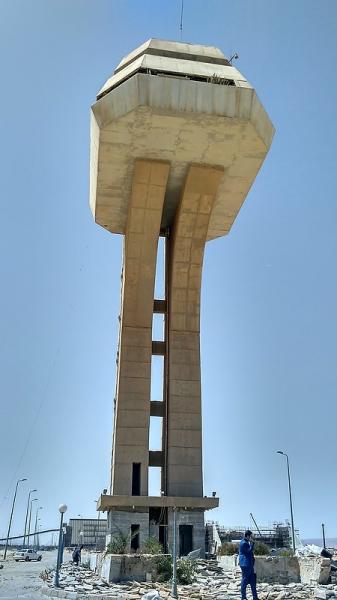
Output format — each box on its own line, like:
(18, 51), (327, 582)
(151, 355), (164, 401)
(132, 463), (141, 496)
(154, 236), (165, 300)
(148, 466), (162, 496)
(149, 416), (163, 450)
(152, 313), (165, 341)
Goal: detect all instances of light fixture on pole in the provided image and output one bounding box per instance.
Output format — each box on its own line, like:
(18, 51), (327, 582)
(53, 504), (67, 588)
(4, 478), (27, 559)
(34, 507), (43, 548)
(171, 507), (178, 599)
(23, 489), (37, 548)
(79, 530), (84, 546)
(37, 517), (42, 550)
(277, 450), (296, 553)
(27, 498), (38, 547)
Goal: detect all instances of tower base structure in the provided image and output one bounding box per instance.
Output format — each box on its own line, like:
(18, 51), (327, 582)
(98, 495), (218, 555)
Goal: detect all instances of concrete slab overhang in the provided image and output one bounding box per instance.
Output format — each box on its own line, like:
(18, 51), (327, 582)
(97, 495), (219, 512)
(114, 39), (232, 76)
(90, 40), (275, 241)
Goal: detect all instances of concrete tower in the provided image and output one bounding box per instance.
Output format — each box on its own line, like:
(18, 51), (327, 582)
(91, 39), (274, 555)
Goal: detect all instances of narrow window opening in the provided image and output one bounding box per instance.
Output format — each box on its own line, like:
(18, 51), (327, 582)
(132, 463), (141, 496)
(149, 416), (163, 451)
(131, 524), (140, 552)
(148, 466), (162, 497)
(151, 355), (164, 401)
(152, 313), (165, 341)
(154, 237), (165, 300)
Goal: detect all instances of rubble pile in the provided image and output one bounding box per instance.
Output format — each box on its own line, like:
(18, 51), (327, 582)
(315, 586), (337, 599)
(41, 560), (317, 599)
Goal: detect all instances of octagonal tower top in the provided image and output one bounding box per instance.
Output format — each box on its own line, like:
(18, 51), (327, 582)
(90, 39), (274, 240)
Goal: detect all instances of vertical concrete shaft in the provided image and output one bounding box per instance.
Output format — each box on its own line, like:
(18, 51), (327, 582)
(166, 165), (223, 497)
(111, 159), (170, 495)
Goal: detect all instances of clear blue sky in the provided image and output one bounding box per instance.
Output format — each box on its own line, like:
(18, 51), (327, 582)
(1, 0), (337, 542)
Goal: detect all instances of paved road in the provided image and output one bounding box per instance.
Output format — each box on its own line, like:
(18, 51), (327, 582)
(0, 550), (71, 599)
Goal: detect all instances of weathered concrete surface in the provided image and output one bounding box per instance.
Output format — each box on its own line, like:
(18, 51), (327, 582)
(98, 495), (217, 510)
(217, 555), (238, 571)
(99, 39), (248, 98)
(91, 39), (274, 554)
(90, 39), (275, 239)
(219, 554), (300, 583)
(300, 557), (331, 585)
(111, 159), (169, 498)
(255, 556), (300, 584)
(100, 553), (163, 583)
(219, 554), (332, 585)
(167, 165), (223, 499)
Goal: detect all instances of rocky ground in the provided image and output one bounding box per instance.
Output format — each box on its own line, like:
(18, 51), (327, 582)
(41, 559), (319, 599)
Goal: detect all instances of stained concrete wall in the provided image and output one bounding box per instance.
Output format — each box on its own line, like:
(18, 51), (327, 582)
(167, 165), (223, 498)
(90, 39), (275, 240)
(100, 554), (164, 583)
(299, 557), (331, 585)
(106, 510), (149, 551)
(255, 557), (300, 584)
(167, 510), (205, 557)
(218, 555), (331, 585)
(111, 159), (170, 496)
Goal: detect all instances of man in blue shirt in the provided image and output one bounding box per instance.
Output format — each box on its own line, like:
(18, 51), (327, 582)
(239, 530), (259, 600)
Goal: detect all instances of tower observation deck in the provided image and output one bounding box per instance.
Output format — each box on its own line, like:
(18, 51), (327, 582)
(91, 39), (274, 555)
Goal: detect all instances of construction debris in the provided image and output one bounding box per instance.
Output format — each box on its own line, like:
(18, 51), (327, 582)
(40, 559), (317, 599)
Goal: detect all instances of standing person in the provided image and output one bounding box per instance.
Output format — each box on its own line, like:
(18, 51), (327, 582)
(239, 530), (259, 600)
(72, 545), (83, 566)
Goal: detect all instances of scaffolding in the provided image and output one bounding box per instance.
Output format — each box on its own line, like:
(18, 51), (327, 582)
(206, 521), (299, 549)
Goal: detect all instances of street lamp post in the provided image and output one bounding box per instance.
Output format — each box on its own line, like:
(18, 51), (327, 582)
(53, 504), (67, 588)
(171, 507), (178, 599)
(23, 489), (37, 547)
(277, 451), (296, 553)
(97, 511), (101, 550)
(94, 499), (101, 551)
(27, 498), (38, 547)
(4, 478), (27, 559)
(322, 523), (326, 549)
(34, 507), (43, 548)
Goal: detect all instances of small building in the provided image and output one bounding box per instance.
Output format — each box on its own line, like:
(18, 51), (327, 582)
(64, 518), (107, 549)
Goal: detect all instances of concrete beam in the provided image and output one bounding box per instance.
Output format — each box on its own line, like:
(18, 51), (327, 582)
(149, 451), (164, 467)
(97, 494), (219, 511)
(150, 401), (165, 417)
(153, 299), (167, 314)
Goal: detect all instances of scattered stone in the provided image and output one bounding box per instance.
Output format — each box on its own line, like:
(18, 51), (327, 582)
(141, 592), (163, 600)
(40, 558), (320, 600)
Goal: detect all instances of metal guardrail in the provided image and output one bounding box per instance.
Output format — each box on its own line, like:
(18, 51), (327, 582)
(0, 528), (59, 542)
